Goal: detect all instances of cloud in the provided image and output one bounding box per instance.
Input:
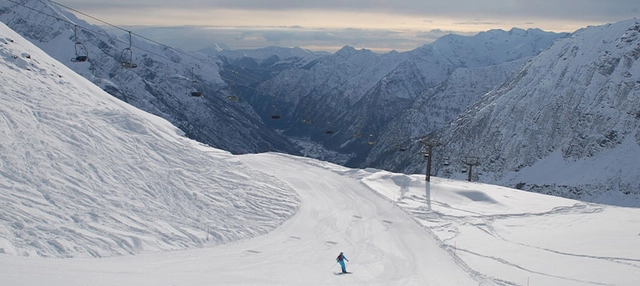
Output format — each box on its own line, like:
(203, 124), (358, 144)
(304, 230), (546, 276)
(55, 0), (639, 53)
(59, 0), (640, 21)
(127, 25), (447, 53)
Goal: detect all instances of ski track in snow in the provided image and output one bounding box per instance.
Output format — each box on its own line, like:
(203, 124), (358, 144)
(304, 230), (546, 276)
(362, 171), (640, 286)
(234, 154), (481, 285)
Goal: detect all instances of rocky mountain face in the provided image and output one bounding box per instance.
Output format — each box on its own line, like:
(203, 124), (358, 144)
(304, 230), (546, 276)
(241, 29), (567, 165)
(400, 20), (640, 206)
(365, 59), (529, 169)
(0, 0), (300, 155)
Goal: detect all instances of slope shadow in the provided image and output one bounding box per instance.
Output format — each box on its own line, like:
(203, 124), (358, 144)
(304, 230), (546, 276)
(456, 191), (498, 203)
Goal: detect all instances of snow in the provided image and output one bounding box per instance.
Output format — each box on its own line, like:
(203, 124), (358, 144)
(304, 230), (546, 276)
(502, 134), (640, 188)
(1, 22), (640, 286)
(429, 19), (640, 205)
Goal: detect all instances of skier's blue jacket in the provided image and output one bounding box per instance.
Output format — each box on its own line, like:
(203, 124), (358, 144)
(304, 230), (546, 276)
(336, 252), (349, 273)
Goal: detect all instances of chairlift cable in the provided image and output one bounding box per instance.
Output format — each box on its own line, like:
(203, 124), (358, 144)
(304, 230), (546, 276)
(6, 0), (287, 103)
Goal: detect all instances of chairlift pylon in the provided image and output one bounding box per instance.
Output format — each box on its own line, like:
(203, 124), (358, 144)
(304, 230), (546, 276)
(70, 25), (88, 62)
(119, 31), (137, 69)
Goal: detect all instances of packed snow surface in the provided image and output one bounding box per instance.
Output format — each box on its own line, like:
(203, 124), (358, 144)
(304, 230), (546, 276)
(1, 22), (639, 286)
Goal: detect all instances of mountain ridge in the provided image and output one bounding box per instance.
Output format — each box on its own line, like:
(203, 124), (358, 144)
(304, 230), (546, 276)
(418, 19), (640, 206)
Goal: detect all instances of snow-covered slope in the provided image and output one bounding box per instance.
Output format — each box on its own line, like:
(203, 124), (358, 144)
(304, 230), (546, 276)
(0, 21), (299, 258)
(0, 0), (299, 155)
(425, 20), (640, 206)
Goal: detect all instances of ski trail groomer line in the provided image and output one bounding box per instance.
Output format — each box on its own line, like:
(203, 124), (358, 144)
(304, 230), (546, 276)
(336, 252), (349, 273)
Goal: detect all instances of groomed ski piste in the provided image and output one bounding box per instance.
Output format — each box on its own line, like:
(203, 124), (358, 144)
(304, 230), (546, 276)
(1, 22), (639, 286)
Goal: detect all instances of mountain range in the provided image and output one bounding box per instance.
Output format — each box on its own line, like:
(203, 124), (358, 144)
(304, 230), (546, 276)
(2, 0), (639, 206)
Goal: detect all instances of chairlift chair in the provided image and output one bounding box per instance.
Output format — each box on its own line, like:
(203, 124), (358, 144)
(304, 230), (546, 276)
(71, 43), (88, 62)
(70, 26), (88, 62)
(325, 121), (335, 134)
(394, 137), (407, 151)
(225, 70), (241, 101)
(189, 67), (203, 97)
(352, 119), (363, 138)
(120, 48), (137, 68)
(367, 134), (376, 145)
(119, 31), (137, 69)
(270, 102), (281, 120)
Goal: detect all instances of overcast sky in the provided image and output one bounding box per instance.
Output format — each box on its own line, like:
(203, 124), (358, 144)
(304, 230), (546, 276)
(55, 0), (640, 52)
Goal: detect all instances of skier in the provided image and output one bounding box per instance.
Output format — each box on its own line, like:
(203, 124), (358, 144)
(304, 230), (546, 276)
(336, 252), (349, 273)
